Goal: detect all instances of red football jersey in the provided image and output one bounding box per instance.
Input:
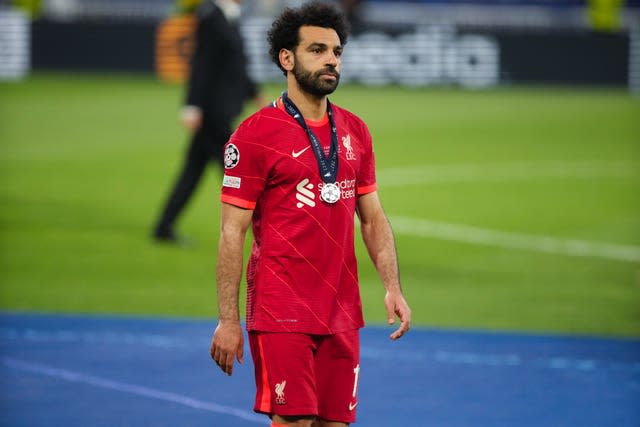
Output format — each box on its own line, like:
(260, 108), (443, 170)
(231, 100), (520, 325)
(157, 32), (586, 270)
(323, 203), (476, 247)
(221, 97), (376, 334)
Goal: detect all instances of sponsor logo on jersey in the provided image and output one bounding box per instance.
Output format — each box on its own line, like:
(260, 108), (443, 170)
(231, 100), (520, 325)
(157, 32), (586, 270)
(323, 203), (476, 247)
(342, 134), (356, 160)
(295, 178), (315, 208)
(297, 178), (358, 208)
(275, 380), (287, 405)
(318, 178), (357, 200)
(292, 146), (310, 158)
(223, 143), (240, 169)
(222, 175), (241, 189)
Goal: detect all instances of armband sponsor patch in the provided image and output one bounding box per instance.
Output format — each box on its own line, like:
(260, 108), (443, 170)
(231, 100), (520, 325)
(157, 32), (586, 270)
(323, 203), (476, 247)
(223, 175), (241, 189)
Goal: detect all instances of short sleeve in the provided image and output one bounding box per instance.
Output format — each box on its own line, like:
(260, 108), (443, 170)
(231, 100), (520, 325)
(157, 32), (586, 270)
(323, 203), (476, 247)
(357, 122), (377, 196)
(220, 116), (269, 209)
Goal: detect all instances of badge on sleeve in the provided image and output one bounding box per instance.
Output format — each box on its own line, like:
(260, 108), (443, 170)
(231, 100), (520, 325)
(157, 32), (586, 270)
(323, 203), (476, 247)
(224, 143), (240, 169)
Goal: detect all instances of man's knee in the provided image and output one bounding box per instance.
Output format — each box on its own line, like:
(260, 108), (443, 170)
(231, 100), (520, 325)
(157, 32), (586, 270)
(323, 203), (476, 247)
(271, 414), (349, 427)
(272, 414), (316, 427)
(312, 419), (349, 427)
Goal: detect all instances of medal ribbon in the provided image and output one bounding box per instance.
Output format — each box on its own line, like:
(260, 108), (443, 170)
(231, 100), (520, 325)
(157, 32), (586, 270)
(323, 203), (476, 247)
(281, 92), (339, 184)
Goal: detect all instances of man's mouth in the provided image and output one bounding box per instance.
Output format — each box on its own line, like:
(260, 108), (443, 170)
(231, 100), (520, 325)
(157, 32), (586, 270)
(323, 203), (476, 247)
(320, 71), (338, 79)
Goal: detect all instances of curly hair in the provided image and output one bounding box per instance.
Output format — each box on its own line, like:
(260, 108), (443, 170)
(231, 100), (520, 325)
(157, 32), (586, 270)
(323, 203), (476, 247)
(267, 1), (350, 76)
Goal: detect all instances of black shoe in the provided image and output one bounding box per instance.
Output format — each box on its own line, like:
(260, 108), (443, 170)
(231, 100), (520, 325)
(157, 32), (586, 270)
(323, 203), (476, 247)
(152, 229), (193, 247)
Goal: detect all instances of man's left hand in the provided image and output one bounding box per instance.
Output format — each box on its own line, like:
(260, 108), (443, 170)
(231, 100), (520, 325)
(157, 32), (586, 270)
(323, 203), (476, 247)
(384, 291), (411, 340)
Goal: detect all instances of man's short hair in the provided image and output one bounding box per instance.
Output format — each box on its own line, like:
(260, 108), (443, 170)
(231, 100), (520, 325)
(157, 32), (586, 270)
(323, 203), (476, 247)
(267, 1), (350, 76)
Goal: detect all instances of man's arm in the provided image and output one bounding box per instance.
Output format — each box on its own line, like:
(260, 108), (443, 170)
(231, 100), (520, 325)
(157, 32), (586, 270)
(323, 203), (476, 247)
(210, 202), (253, 375)
(183, 8), (222, 132)
(357, 191), (411, 340)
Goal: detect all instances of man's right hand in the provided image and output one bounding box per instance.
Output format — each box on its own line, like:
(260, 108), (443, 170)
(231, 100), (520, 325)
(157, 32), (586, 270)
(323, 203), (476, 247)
(180, 105), (203, 132)
(210, 320), (244, 376)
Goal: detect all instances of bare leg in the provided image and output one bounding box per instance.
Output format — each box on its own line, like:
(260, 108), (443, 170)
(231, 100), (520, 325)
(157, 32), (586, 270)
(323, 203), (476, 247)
(272, 414), (316, 427)
(312, 420), (348, 427)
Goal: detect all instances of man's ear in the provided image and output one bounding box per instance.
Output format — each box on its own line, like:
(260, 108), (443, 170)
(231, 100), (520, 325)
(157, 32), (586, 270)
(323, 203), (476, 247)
(279, 48), (294, 72)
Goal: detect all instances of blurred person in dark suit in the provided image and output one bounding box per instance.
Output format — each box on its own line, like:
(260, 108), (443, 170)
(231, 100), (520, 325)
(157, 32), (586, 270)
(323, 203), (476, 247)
(153, 0), (263, 243)
(339, 0), (365, 34)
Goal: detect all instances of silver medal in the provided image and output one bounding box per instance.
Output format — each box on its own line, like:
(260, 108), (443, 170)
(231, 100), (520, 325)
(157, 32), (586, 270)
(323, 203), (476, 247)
(320, 182), (341, 204)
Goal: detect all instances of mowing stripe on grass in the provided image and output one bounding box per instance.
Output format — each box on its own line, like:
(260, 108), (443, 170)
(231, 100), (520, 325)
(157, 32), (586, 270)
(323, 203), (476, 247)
(390, 216), (640, 262)
(3, 358), (264, 424)
(378, 161), (637, 186)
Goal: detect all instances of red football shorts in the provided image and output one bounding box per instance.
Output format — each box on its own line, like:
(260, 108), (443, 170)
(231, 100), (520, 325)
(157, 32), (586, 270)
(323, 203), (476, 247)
(249, 329), (361, 423)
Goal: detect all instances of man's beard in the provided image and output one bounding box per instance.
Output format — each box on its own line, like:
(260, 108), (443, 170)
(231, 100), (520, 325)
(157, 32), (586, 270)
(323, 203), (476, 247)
(293, 61), (340, 97)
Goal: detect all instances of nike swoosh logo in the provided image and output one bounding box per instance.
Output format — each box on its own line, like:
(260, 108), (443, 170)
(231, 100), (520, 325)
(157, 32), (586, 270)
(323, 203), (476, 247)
(349, 401), (358, 411)
(292, 146), (310, 158)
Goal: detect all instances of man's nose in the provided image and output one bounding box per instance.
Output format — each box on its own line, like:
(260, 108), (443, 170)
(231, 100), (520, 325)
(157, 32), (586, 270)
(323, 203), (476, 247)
(325, 51), (339, 67)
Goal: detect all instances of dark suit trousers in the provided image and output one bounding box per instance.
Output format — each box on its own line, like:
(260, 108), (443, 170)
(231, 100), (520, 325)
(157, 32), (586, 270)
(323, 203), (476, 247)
(154, 120), (230, 235)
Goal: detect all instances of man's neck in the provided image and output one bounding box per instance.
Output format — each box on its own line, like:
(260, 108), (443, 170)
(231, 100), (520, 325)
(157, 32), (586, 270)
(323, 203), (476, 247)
(286, 81), (327, 122)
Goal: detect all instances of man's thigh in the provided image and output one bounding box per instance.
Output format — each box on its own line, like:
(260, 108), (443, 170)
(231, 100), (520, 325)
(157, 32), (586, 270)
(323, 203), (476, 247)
(249, 330), (360, 424)
(315, 329), (360, 424)
(249, 332), (319, 418)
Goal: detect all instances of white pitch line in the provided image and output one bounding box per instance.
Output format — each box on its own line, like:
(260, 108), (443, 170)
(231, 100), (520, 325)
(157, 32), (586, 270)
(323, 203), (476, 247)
(389, 216), (640, 263)
(377, 161), (637, 187)
(3, 358), (265, 424)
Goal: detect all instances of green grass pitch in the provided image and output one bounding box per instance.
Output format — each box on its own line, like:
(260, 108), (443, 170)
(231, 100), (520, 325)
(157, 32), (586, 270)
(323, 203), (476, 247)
(1, 73), (639, 337)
